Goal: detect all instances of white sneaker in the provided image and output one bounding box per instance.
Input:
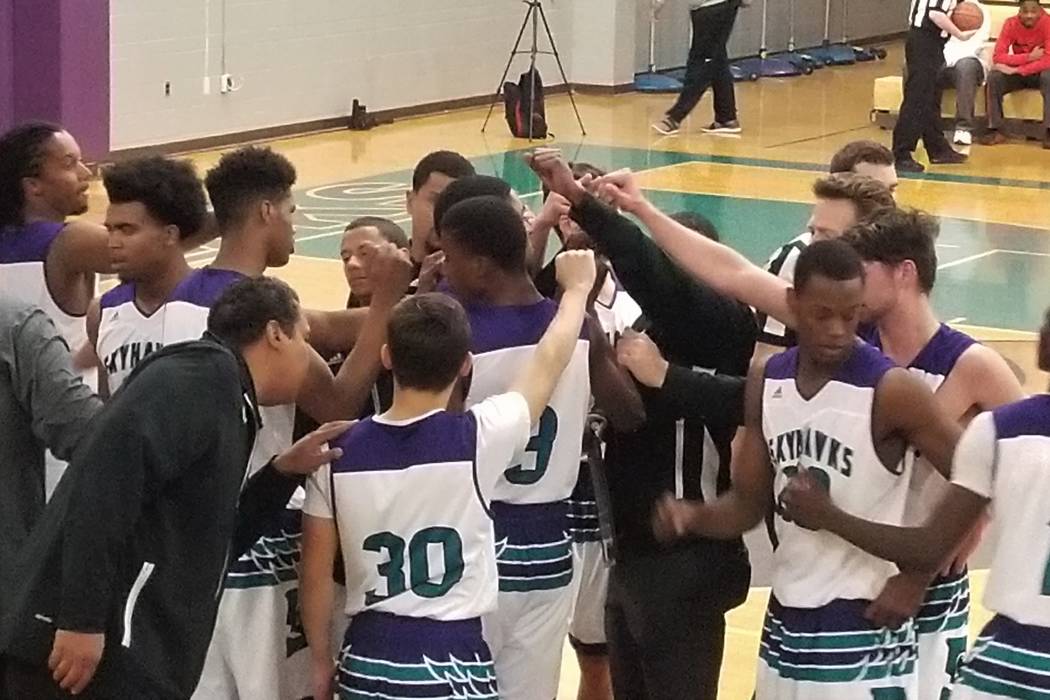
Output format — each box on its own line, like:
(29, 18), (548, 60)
(954, 129), (972, 146)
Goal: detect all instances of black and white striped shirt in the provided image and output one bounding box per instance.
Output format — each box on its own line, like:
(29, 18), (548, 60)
(755, 232), (811, 347)
(910, 0), (958, 34)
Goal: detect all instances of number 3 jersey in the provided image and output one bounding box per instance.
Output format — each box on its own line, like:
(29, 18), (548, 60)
(461, 299), (591, 505)
(764, 342), (910, 608)
(304, 394), (533, 619)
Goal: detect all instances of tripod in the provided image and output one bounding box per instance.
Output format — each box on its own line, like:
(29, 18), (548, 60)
(482, 0), (586, 139)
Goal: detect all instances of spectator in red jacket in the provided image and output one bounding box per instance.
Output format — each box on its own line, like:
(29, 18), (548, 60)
(980, 0), (1050, 148)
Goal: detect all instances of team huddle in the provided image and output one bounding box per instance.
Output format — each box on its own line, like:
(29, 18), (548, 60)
(0, 120), (1046, 700)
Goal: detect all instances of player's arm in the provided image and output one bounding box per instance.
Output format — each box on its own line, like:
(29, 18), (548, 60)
(180, 211), (220, 253)
(297, 243), (414, 422)
(510, 250), (597, 423)
(874, 367), (962, 479)
(784, 414), (993, 573)
(84, 298), (109, 400)
(587, 315), (646, 433)
(594, 169), (795, 329)
(49, 220), (114, 275)
(957, 344), (1026, 411)
(301, 463), (340, 700)
(653, 358), (774, 541)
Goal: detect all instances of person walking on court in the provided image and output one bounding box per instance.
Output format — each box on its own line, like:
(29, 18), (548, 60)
(894, 0), (974, 172)
(652, 0), (744, 136)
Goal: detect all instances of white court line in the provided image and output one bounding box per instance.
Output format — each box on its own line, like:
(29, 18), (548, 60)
(939, 248), (1050, 270)
(937, 250), (999, 270)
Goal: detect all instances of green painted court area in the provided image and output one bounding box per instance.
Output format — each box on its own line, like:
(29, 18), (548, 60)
(276, 145), (1050, 334)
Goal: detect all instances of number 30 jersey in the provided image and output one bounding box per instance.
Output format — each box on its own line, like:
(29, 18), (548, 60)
(304, 394), (532, 619)
(763, 342), (910, 608)
(462, 299), (591, 505)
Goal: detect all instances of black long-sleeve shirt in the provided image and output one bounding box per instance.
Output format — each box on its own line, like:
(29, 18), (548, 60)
(569, 196), (755, 579)
(0, 337), (301, 699)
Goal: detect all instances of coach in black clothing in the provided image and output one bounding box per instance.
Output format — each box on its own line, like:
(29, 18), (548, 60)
(0, 277), (350, 700)
(530, 152), (752, 700)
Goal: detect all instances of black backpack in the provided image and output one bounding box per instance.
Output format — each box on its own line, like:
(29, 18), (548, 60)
(503, 68), (549, 139)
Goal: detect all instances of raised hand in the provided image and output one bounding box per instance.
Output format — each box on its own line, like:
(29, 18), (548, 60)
(360, 242), (414, 305)
(594, 169), (646, 214)
(555, 249), (597, 296)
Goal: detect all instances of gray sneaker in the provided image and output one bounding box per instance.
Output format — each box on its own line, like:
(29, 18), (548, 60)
(702, 120), (742, 134)
(651, 117), (680, 136)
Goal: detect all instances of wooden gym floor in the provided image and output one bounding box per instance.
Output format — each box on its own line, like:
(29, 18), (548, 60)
(84, 41), (1049, 699)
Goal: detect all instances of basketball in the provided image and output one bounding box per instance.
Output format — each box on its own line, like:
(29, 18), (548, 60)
(951, 2), (984, 32)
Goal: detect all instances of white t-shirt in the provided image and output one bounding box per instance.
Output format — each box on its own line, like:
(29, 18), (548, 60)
(944, 0), (992, 69)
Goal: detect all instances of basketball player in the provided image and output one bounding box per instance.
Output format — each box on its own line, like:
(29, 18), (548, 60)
(654, 240), (961, 699)
(782, 308), (1050, 699)
(597, 172), (1023, 694)
(406, 150), (476, 271)
(84, 156), (207, 398)
(341, 217), (409, 308)
(755, 174), (894, 355)
(437, 196), (644, 700)
(842, 209), (1023, 697)
(187, 146), (412, 700)
(0, 123), (214, 366)
(300, 251), (598, 700)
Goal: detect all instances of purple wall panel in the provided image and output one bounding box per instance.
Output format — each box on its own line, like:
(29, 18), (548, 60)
(5, 0), (109, 158)
(0, 0), (12, 131)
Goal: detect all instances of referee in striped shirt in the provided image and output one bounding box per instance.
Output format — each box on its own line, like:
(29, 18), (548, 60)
(894, 0), (976, 172)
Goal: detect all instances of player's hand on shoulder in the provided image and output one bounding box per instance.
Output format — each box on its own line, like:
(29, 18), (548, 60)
(865, 572), (928, 630)
(555, 249), (597, 296)
(652, 492), (698, 542)
(361, 242), (414, 304)
(273, 421), (355, 476)
(49, 629), (105, 695)
(781, 467), (834, 531)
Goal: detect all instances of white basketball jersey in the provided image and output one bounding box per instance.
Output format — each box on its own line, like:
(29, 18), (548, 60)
(0, 221), (92, 362)
(304, 395), (532, 619)
(593, 274), (642, 340)
(101, 267), (294, 476)
(462, 299), (591, 505)
(866, 324), (977, 526)
(764, 342), (909, 608)
(953, 397), (1050, 628)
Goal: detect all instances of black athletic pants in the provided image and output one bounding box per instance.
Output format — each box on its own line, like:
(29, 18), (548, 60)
(605, 546), (749, 700)
(893, 28), (953, 160)
(667, 0), (741, 124)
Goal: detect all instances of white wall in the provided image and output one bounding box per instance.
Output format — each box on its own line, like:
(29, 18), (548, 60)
(111, 0), (588, 150)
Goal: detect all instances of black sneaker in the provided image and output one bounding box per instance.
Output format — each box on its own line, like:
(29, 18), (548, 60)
(651, 117), (681, 136)
(702, 120), (742, 134)
(895, 158), (925, 173)
(929, 149), (967, 165)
